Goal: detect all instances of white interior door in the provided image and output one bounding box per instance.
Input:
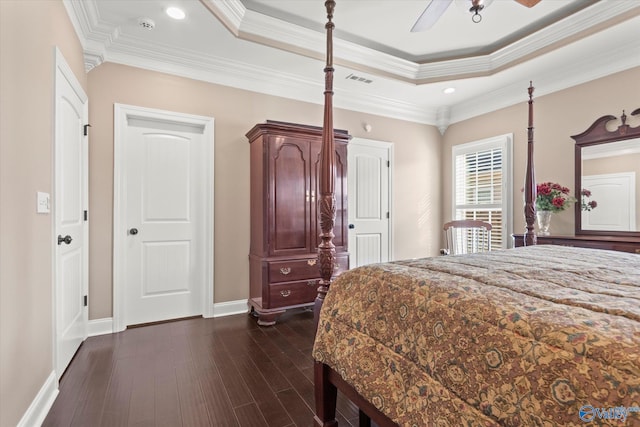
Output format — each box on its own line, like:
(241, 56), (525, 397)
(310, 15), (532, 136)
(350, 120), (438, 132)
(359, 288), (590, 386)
(114, 106), (214, 329)
(582, 172), (636, 231)
(348, 138), (392, 267)
(54, 48), (88, 379)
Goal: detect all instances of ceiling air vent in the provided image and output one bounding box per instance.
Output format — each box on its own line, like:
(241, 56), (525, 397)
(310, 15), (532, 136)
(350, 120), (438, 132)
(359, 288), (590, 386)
(345, 73), (373, 84)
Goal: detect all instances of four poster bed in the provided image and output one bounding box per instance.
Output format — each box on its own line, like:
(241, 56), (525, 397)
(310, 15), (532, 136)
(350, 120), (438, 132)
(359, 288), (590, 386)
(311, 2), (640, 426)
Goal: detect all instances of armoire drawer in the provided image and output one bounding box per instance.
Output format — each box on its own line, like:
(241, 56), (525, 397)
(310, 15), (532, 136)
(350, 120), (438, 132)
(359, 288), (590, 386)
(268, 280), (320, 308)
(268, 255), (349, 283)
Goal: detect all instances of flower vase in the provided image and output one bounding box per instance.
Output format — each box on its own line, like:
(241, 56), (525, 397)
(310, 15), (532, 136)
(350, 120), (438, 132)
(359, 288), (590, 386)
(536, 210), (552, 236)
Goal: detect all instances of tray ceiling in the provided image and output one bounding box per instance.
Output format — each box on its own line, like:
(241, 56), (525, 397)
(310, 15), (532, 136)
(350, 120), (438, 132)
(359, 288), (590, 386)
(64, 0), (640, 129)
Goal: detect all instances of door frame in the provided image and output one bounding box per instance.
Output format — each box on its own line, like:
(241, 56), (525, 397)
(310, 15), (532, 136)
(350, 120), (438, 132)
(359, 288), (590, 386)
(53, 47), (89, 379)
(348, 137), (394, 264)
(113, 104), (215, 332)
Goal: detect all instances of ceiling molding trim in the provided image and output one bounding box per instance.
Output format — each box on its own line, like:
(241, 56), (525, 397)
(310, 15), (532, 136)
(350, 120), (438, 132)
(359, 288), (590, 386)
(413, 2), (640, 83)
(199, 0), (245, 36)
(83, 47), (105, 71)
(201, 0), (640, 84)
(62, 0), (88, 46)
(67, 0), (640, 127)
(239, 8), (323, 52)
(336, 89), (437, 125)
(105, 48), (322, 103)
(235, 5), (423, 82)
(450, 39), (640, 125)
(489, 1), (640, 70)
(97, 38), (434, 125)
(87, 22), (638, 128)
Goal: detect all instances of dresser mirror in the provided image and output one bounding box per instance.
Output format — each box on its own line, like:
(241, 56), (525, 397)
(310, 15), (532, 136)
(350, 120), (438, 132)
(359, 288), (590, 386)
(572, 108), (640, 237)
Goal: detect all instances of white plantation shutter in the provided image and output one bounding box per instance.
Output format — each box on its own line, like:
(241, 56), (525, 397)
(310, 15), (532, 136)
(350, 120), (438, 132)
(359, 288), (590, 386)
(453, 135), (513, 248)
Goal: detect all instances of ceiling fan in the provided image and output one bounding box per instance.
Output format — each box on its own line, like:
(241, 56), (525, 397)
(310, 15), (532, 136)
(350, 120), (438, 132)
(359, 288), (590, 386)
(411, 0), (541, 31)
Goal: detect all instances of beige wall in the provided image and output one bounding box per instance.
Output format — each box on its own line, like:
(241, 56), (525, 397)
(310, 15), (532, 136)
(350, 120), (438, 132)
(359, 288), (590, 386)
(443, 67), (640, 240)
(87, 63), (441, 318)
(0, 1), (86, 427)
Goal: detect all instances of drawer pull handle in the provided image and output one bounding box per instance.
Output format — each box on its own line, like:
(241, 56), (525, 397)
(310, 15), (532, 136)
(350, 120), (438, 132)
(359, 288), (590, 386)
(280, 267), (291, 275)
(307, 259), (317, 266)
(307, 280), (317, 286)
(280, 290), (291, 297)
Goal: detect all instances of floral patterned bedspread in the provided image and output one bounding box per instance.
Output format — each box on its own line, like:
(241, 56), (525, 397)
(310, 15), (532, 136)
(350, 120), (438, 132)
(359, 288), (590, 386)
(312, 245), (640, 426)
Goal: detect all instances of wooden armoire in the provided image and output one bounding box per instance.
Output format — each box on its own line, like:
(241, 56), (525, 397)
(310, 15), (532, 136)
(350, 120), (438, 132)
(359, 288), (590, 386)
(246, 121), (350, 325)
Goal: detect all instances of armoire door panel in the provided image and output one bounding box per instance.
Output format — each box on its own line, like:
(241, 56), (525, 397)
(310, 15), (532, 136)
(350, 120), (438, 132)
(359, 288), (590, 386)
(269, 139), (313, 256)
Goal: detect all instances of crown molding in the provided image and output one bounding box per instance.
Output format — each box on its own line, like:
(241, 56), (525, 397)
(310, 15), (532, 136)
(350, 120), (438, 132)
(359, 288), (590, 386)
(101, 37), (435, 125)
(449, 37), (640, 124)
(199, 0), (245, 36)
(65, 0), (640, 127)
(201, 0), (640, 83)
(486, 1), (640, 71)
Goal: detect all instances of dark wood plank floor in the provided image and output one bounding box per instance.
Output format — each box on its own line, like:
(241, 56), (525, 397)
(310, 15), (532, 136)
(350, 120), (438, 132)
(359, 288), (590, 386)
(43, 309), (367, 427)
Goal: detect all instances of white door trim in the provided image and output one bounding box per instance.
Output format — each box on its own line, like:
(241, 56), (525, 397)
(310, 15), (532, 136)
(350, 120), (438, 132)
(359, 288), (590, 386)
(113, 104), (214, 332)
(348, 137), (394, 263)
(53, 47), (89, 379)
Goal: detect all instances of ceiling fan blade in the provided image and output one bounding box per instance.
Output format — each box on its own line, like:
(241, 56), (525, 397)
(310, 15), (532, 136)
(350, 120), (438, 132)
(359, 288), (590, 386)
(513, 0), (541, 7)
(411, 0), (453, 32)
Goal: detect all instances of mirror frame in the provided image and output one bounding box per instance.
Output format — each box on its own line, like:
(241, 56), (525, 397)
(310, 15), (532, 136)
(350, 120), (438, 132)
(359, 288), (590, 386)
(572, 108), (640, 237)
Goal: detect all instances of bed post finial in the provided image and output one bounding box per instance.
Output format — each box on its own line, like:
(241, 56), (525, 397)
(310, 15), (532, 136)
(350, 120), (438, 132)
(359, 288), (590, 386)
(315, 0), (337, 329)
(524, 81), (537, 246)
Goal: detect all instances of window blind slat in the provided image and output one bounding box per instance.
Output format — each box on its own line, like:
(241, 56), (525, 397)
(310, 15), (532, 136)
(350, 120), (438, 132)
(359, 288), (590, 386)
(454, 145), (505, 249)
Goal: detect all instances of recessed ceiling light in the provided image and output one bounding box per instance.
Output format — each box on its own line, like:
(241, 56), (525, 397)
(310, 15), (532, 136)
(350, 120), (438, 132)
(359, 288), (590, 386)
(166, 7), (186, 20)
(443, 87), (456, 94)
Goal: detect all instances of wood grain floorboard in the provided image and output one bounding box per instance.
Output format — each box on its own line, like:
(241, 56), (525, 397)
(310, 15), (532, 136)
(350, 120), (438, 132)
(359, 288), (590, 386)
(234, 402), (269, 427)
(43, 309), (368, 427)
(154, 369), (183, 427)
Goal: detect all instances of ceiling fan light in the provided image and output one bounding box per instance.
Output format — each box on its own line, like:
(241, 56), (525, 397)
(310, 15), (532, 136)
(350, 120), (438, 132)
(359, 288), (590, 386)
(454, 0), (493, 12)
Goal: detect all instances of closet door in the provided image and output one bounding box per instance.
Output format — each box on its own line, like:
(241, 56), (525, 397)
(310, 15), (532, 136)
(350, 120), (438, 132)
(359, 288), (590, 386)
(268, 137), (313, 256)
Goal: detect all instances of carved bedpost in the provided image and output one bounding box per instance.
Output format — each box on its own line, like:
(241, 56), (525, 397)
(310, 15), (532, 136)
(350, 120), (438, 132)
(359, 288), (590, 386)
(314, 0), (337, 328)
(524, 82), (537, 246)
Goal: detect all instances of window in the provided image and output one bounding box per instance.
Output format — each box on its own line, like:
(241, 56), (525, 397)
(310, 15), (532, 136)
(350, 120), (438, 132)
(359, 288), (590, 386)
(452, 134), (513, 248)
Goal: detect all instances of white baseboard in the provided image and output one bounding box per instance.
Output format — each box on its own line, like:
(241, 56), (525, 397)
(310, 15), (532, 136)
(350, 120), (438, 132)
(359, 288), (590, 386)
(86, 301), (247, 335)
(210, 299), (249, 318)
(87, 317), (114, 336)
(17, 371), (58, 427)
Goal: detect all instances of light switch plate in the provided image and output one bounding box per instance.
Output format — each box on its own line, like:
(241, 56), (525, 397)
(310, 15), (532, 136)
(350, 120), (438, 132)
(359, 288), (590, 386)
(37, 192), (50, 213)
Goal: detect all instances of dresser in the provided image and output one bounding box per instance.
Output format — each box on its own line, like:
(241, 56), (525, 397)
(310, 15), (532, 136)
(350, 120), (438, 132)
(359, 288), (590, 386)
(246, 121), (350, 325)
(512, 234), (640, 254)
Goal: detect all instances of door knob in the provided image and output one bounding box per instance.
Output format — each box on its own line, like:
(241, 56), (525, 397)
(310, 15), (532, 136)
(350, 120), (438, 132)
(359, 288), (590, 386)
(129, 228), (139, 235)
(57, 235), (72, 245)
(348, 224), (355, 229)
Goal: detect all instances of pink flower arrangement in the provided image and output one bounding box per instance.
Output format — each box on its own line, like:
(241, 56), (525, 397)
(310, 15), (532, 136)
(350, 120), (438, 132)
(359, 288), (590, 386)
(581, 189), (598, 211)
(536, 182), (576, 213)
